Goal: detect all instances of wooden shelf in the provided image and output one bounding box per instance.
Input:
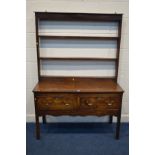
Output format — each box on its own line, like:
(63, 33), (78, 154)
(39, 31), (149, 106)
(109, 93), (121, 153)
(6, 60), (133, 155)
(39, 57), (117, 61)
(38, 35), (119, 40)
(36, 12), (123, 22)
(40, 75), (116, 79)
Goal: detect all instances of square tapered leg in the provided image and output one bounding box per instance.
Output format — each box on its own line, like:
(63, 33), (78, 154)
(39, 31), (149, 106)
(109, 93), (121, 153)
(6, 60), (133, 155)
(35, 115), (40, 140)
(109, 115), (113, 124)
(115, 114), (121, 140)
(42, 115), (46, 124)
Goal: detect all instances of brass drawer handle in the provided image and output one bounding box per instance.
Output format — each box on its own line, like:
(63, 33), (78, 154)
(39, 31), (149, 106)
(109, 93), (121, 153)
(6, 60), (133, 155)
(108, 100), (115, 106)
(108, 103), (112, 106)
(87, 103), (93, 106)
(85, 100), (93, 106)
(65, 103), (70, 106)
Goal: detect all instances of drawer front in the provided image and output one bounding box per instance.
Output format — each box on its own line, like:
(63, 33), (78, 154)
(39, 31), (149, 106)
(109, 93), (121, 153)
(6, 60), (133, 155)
(35, 94), (77, 111)
(79, 94), (121, 111)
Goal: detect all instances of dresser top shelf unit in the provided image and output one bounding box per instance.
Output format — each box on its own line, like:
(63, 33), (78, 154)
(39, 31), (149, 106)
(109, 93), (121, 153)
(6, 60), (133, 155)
(35, 12), (122, 81)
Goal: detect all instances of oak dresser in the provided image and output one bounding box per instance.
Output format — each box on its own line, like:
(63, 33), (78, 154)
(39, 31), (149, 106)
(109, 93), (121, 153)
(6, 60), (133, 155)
(32, 12), (124, 140)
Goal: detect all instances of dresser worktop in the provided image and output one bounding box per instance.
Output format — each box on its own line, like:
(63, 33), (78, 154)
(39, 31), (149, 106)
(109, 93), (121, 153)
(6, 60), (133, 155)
(33, 78), (124, 93)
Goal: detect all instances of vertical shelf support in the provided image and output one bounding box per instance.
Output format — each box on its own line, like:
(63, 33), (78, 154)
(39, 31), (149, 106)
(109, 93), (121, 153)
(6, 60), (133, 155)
(35, 13), (41, 81)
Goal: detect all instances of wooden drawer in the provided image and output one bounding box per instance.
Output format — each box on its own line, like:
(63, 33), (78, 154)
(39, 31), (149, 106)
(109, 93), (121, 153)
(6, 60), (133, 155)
(79, 94), (121, 111)
(35, 94), (77, 111)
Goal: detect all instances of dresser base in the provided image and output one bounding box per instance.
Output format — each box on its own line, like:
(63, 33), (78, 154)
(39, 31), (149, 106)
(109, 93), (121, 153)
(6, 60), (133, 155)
(33, 79), (123, 140)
